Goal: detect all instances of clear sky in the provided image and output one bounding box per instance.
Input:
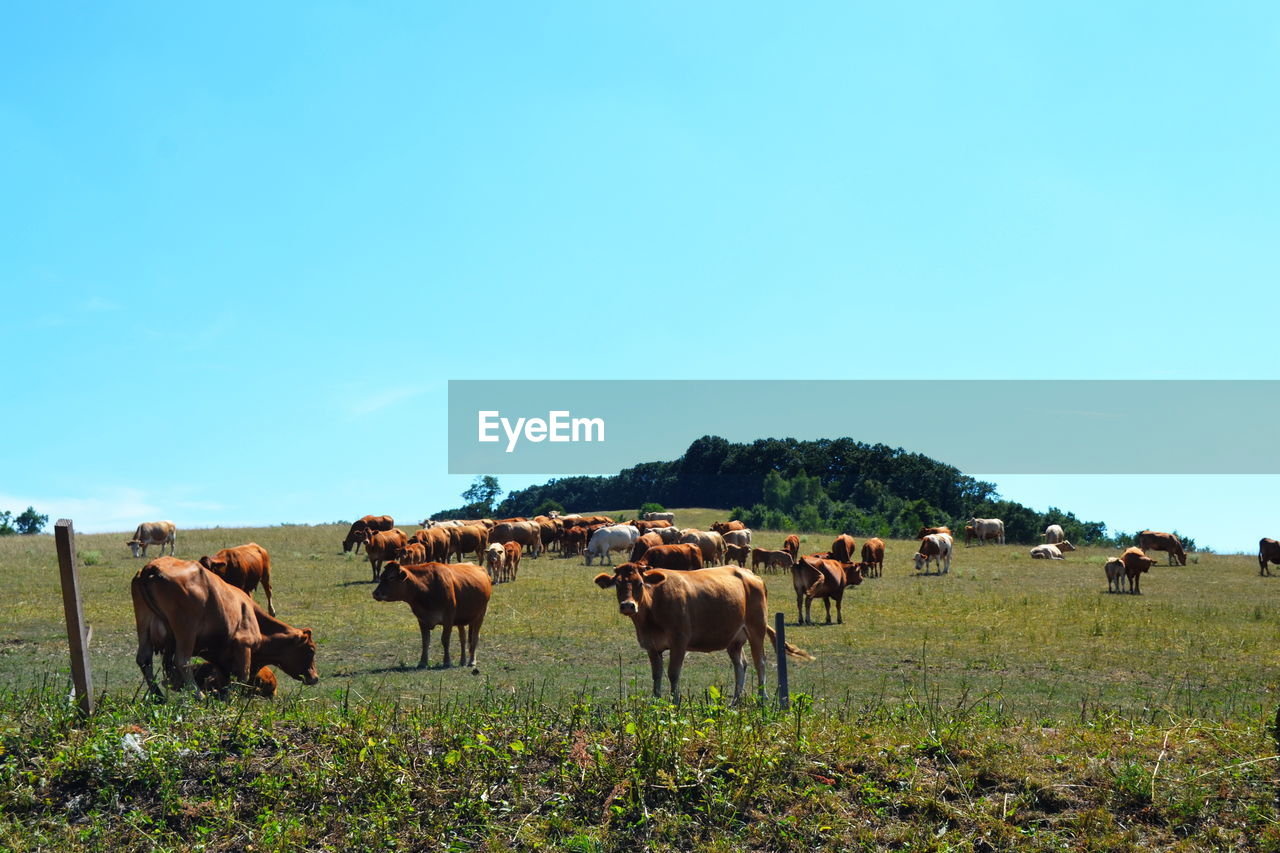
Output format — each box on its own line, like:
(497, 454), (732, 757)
(3, 3), (1277, 551)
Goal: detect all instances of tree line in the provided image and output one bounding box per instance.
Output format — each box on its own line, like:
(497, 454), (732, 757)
(492, 435), (1145, 547)
(0, 507), (48, 536)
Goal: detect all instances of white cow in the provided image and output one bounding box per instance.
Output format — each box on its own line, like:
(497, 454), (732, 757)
(722, 528), (752, 548)
(970, 518), (1005, 545)
(1043, 524), (1065, 544)
(654, 526), (683, 545)
(913, 533), (952, 574)
(643, 512), (675, 523)
(585, 524), (641, 566)
(1031, 539), (1076, 560)
(127, 521), (177, 558)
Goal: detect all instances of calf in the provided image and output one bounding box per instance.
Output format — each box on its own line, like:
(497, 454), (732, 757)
(372, 561), (491, 669)
(400, 542), (429, 565)
(193, 662), (278, 699)
(860, 538), (885, 578)
(1104, 557), (1125, 594)
(751, 547), (794, 574)
(502, 541), (522, 582)
(724, 543), (750, 567)
(484, 543), (505, 582)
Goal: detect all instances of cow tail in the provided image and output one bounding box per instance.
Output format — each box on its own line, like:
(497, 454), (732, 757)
(765, 625), (814, 661)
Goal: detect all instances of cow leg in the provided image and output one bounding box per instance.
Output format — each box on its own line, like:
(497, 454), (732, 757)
(835, 596), (843, 625)
(466, 616), (483, 668)
(440, 617), (455, 668)
(727, 642), (746, 704)
(746, 626), (767, 698)
(262, 573), (276, 617)
(455, 624), (469, 668)
(136, 640), (165, 700)
(823, 598), (832, 625)
(415, 617), (434, 669)
(667, 646), (687, 703)
(648, 649), (664, 697)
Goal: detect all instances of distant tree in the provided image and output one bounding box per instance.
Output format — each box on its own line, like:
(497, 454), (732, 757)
(0, 511), (14, 536)
(533, 499), (565, 517)
(14, 507), (47, 535)
(461, 476), (503, 515)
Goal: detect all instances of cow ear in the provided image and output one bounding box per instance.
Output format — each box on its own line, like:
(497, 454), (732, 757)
(198, 556), (211, 569)
(593, 573), (615, 589)
(642, 571), (666, 587)
(302, 628), (312, 638)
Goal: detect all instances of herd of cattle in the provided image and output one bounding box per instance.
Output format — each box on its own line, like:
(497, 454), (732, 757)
(120, 511), (1278, 704)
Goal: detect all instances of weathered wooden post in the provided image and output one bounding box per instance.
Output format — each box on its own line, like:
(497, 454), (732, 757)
(774, 612), (790, 710)
(54, 519), (94, 716)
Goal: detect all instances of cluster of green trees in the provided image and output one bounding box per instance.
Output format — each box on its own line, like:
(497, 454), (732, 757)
(494, 435), (1131, 546)
(0, 507), (48, 536)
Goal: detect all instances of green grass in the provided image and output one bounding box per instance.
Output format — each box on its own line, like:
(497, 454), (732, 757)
(1, 511), (1279, 849)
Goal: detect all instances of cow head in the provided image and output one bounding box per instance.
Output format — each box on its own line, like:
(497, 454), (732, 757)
(276, 627), (320, 685)
(913, 550), (929, 571)
(198, 553), (229, 576)
(126, 539), (143, 558)
(843, 562), (864, 585)
(594, 563), (665, 616)
(372, 561), (412, 602)
(1057, 540), (1077, 553)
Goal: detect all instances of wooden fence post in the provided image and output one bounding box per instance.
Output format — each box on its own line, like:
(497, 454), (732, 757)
(775, 612), (790, 710)
(54, 519), (94, 716)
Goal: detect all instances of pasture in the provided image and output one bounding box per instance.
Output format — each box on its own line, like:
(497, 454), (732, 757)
(3, 510), (1280, 850)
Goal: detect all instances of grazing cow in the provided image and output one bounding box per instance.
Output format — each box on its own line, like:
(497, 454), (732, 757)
(1259, 538), (1280, 576)
(194, 662), (278, 699)
(634, 544), (704, 572)
(710, 521), (746, 534)
(916, 526), (952, 540)
(679, 530), (726, 566)
(969, 518), (1005, 545)
(410, 527), (452, 563)
(801, 557), (864, 625)
(629, 532), (665, 563)
(365, 528), (410, 582)
(449, 525), (490, 565)
(593, 563), (812, 702)
(913, 533), (952, 575)
(643, 512), (675, 523)
(1137, 530), (1187, 566)
(490, 521), (542, 557)
(724, 543), (750, 568)
(127, 521), (177, 558)
(722, 528), (752, 548)
(562, 526), (588, 557)
(830, 534), (857, 563)
(585, 525), (641, 566)
(131, 557), (318, 699)
(484, 543), (505, 582)
(372, 561), (492, 669)
(964, 524), (976, 546)
(1120, 546), (1156, 594)
(1104, 557), (1125, 594)
(782, 535), (800, 559)
(502, 541), (522, 582)
(751, 548), (794, 574)
(861, 538), (885, 578)
(1043, 524), (1065, 544)
(342, 515), (394, 553)
(400, 542), (428, 565)
(199, 543), (276, 616)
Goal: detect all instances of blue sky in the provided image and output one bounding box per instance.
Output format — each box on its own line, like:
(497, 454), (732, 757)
(3, 3), (1278, 550)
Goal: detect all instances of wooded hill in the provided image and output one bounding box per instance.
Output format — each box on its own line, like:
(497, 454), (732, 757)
(496, 435), (1113, 545)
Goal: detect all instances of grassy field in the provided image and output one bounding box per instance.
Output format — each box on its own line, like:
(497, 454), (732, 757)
(3, 509), (1280, 849)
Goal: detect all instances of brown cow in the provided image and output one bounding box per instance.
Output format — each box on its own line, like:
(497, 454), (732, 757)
(410, 527), (452, 563)
(400, 542), (429, 565)
(861, 538), (885, 578)
(490, 521), (542, 557)
(594, 563), (812, 702)
(963, 524), (976, 546)
(502, 541), (522, 582)
(562, 526), (588, 557)
(751, 548), (795, 574)
(710, 521), (746, 534)
(782, 535), (800, 559)
(449, 525), (490, 565)
(372, 561), (491, 669)
(343, 515), (394, 553)
(634, 544), (704, 572)
(199, 543), (276, 616)
(1260, 538), (1280, 576)
(131, 557), (318, 699)
(1137, 530), (1187, 566)
(916, 526), (952, 539)
(724, 543), (750, 567)
(630, 532), (664, 563)
(802, 557), (864, 625)
(1120, 546), (1156, 594)
(193, 662), (278, 699)
(830, 534), (857, 563)
(365, 528), (409, 582)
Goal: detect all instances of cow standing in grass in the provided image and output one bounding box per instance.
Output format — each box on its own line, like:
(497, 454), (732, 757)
(372, 561), (491, 669)
(1260, 538), (1280, 576)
